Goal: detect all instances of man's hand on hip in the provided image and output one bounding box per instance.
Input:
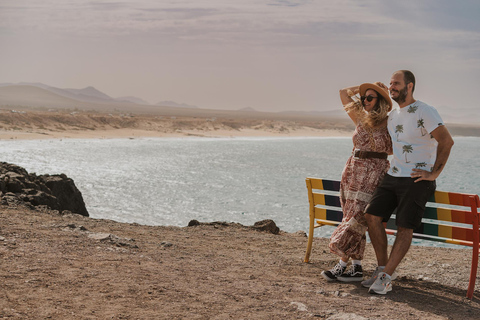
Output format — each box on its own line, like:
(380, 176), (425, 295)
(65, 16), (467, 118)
(411, 168), (437, 182)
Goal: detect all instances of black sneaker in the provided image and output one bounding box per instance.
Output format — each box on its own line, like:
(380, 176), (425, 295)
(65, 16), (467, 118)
(321, 263), (346, 282)
(337, 264), (363, 282)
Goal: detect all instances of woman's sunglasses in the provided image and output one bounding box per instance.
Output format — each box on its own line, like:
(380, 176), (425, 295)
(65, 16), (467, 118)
(361, 95), (378, 103)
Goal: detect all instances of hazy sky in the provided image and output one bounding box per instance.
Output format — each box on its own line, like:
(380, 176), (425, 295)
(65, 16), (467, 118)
(1, 0), (479, 113)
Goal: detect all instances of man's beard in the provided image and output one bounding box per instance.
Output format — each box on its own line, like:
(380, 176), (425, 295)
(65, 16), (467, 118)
(392, 86), (408, 104)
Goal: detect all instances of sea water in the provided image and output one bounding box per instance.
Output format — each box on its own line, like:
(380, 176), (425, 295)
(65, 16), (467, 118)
(0, 136), (478, 247)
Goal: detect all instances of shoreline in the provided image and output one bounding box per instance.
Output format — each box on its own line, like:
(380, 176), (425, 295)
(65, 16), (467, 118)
(1, 126), (478, 141)
(0, 127), (353, 141)
(0, 108), (477, 140)
(0, 108), (357, 140)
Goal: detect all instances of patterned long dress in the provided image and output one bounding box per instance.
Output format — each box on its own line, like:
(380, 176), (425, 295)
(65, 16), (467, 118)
(328, 121), (392, 260)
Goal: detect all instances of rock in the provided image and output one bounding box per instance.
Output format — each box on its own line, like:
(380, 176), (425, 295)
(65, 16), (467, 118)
(26, 190), (58, 210)
(188, 219), (200, 226)
(0, 162), (88, 216)
(40, 174), (88, 216)
(88, 232), (138, 248)
(88, 233), (112, 240)
(252, 219), (279, 234)
(290, 302), (308, 312)
(327, 313), (368, 320)
(160, 241), (173, 248)
(316, 288), (327, 295)
(187, 219), (281, 235)
(294, 230), (307, 237)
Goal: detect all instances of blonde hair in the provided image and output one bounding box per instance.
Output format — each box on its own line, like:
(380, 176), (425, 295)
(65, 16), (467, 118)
(344, 89), (390, 128)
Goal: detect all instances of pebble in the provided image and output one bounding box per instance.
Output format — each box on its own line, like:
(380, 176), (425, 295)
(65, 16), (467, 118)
(327, 313), (368, 320)
(290, 302), (308, 312)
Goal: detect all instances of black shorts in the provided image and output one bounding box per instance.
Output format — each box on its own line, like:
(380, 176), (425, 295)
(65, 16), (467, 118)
(365, 174), (436, 229)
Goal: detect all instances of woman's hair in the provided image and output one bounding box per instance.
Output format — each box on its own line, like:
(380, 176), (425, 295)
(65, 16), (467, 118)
(344, 89), (390, 128)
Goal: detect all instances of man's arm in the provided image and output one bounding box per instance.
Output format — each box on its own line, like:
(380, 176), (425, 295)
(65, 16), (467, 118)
(411, 125), (454, 182)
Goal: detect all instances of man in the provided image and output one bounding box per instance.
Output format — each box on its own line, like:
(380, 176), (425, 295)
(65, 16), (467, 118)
(363, 70), (454, 295)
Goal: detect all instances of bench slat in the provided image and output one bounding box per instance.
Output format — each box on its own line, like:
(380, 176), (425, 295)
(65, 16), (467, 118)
(315, 219), (340, 227)
(384, 218), (476, 243)
(309, 178), (340, 192)
(412, 233), (474, 247)
(312, 193), (341, 207)
(314, 207), (343, 223)
(423, 206), (475, 224)
(430, 190), (478, 206)
(418, 222), (475, 242)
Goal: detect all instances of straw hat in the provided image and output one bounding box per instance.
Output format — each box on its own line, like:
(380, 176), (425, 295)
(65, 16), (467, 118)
(359, 82), (392, 111)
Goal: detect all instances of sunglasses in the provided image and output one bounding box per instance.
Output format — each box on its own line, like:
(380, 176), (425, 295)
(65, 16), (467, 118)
(361, 95), (378, 103)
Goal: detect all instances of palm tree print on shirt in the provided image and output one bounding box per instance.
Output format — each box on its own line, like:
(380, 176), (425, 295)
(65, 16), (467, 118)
(417, 119), (427, 136)
(392, 166), (399, 174)
(395, 125), (404, 141)
(403, 144), (413, 163)
(415, 162), (427, 169)
(408, 105), (418, 113)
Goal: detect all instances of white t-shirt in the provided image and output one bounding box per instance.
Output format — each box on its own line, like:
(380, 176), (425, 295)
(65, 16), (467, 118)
(387, 100), (444, 177)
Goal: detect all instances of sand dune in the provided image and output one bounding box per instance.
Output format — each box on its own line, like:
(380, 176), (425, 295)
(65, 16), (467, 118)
(0, 108), (354, 140)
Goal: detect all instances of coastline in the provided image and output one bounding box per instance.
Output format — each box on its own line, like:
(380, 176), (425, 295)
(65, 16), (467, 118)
(0, 109), (477, 141)
(0, 108), (355, 140)
(1, 107), (480, 318)
(0, 127), (352, 141)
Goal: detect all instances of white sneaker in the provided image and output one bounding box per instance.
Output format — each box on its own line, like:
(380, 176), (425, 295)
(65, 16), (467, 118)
(321, 263), (346, 282)
(361, 266), (398, 288)
(368, 272), (392, 295)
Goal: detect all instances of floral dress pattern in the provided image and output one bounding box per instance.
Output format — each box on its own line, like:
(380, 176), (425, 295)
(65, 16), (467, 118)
(328, 121), (392, 260)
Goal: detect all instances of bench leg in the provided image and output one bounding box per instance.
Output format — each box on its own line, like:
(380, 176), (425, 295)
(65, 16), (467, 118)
(467, 196), (480, 299)
(304, 225), (315, 263)
(466, 251), (478, 299)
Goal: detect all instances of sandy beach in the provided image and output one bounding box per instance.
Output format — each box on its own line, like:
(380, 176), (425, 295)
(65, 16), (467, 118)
(0, 108), (356, 141)
(0, 107), (478, 141)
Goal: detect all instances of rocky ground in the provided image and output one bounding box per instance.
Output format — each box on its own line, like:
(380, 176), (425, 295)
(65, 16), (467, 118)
(1, 203), (479, 319)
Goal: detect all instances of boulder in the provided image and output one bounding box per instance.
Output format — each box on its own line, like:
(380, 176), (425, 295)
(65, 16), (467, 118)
(0, 162), (89, 216)
(40, 174), (89, 216)
(253, 219), (280, 234)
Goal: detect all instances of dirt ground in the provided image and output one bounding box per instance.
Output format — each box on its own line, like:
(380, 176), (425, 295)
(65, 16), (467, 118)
(1, 204), (479, 319)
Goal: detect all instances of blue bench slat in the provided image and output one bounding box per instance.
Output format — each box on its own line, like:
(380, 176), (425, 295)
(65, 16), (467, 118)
(326, 209), (343, 222)
(324, 194), (341, 207)
(321, 179), (341, 192)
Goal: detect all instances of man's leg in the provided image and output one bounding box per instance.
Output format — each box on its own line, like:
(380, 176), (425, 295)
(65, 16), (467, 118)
(384, 227), (413, 276)
(365, 213), (388, 266)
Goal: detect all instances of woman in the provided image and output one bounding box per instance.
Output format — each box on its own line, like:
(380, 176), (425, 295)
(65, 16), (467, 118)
(321, 82), (392, 282)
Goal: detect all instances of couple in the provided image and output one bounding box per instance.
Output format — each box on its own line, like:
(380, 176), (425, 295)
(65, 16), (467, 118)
(321, 70), (454, 295)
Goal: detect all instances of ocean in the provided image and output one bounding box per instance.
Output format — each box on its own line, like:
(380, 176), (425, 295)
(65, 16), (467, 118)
(0, 136), (478, 247)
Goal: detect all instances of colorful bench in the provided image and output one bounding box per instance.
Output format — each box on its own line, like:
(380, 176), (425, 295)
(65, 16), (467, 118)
(304, 177), (480, 299)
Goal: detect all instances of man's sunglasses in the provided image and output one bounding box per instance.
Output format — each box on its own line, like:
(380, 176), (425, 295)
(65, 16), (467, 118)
(361, 95), (378, 103)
